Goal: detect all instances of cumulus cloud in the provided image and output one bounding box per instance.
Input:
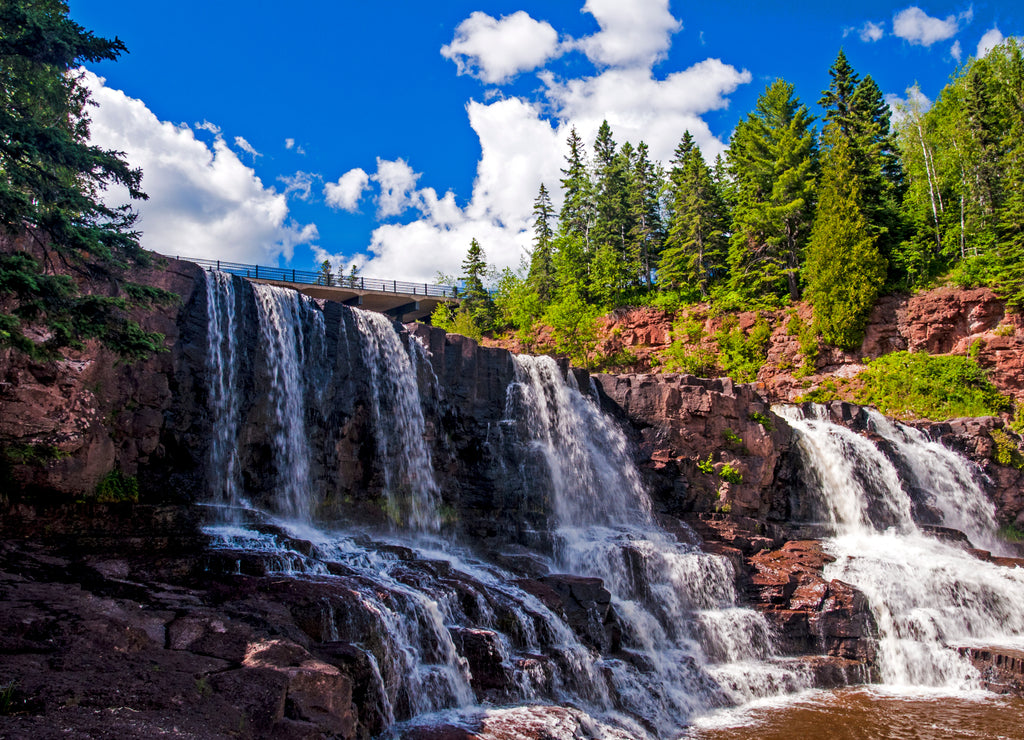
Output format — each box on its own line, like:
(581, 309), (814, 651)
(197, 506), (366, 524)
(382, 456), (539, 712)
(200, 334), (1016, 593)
(893, 7), (963, 46)
(977, 27), (1004, 57)
(372, 158), (422, 218)
(351, 1), (749, 282)
(859, 21), (885, 42)
(441, 11), (561, 84)
(84, 71), (317, 264)
(578, 0), (681, 68)
(951, 39), (962, 61)
(324, 168), (371, 212)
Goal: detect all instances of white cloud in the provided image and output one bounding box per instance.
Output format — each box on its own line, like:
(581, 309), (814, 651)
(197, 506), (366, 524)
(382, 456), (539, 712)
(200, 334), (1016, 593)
(885, 86), (932, 125)
(195, 120), (221, 137)
(977, 27), (1004, 57)
(234, 135), (260, 161)
(859, 21), (885, 42)
(578, 0), (681, 68)
(278, 171), (318, 201)
(350, 2), (749, 283)
(324, 168), (371, 212)
(84, 71), (317, 264)
(285, 137), (295, 149)
(372, 158), (421, 218)
(951, 39), (962, 61)
(541, 59), (751, 162)
(892, 7), (961, 46)
(441, 11), (561, 84)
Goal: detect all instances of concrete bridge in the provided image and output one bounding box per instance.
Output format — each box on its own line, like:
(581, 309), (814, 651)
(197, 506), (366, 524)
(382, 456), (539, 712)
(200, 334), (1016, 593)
(179, 257), (458, 322)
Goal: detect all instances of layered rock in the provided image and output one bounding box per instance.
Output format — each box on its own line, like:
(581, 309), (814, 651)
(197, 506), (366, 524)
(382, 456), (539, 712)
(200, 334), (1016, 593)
(592, 373), (797, 520)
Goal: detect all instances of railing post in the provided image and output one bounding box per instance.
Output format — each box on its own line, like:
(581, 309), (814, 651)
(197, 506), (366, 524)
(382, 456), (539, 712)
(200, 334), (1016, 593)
(217, 259), (220, 270)
(393, 280), (397, 293)
(292, 269), (296, 282)
(360, 277), (364, 290)
(255, 265), (259, 278)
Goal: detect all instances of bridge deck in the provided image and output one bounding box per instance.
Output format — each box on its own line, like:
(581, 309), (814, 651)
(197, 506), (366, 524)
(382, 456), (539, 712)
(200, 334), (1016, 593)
(173, 256), (458, 321)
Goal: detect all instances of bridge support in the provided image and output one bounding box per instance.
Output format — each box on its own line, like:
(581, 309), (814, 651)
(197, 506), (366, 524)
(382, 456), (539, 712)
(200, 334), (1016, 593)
(384, 301), (419, 322)
(342, 296), (363, 307)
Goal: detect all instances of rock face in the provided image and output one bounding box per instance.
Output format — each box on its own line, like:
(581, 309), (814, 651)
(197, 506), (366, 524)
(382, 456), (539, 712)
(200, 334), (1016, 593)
(0, 232), (204, 502)
(593, 373), (798, 520)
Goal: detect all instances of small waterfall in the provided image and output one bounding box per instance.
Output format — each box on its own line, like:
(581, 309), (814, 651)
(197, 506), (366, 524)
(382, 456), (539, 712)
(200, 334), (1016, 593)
(351, 310), (441, 532)
(779, 404), (1024, 689)
(505, 355), (807, 734)
(204, 271), (242, 509)
(252, 284), (325, 521)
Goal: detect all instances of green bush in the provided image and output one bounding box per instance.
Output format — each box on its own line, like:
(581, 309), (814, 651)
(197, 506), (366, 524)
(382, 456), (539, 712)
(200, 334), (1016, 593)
(749, 411), (773, 431)
(990, 428), (1024, 469)
(714, 315), (771, 383)
(718, 463), (743, 484)
(94, 470), (139, 503)
(854, 351), (1012, 420)
(697, 453), (715, 474)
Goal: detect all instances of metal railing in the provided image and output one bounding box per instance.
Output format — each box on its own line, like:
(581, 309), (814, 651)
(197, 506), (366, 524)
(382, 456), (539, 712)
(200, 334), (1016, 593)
(177, 256), (460, 299)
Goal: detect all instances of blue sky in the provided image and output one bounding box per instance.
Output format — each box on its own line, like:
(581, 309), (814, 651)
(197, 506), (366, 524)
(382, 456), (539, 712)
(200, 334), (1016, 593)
(71, 1), (1020, 283)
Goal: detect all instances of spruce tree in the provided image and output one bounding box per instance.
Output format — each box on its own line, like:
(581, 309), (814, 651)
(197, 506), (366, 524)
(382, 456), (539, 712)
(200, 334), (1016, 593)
(627, 141), (665, 287)
(0, 0), (164, 361)
(804, 126), (887, 349)
(527, 183), (556, 303)
(460, 238), (492, 328)
(658, 133), (728, 298)
(727, 79), (817, 301)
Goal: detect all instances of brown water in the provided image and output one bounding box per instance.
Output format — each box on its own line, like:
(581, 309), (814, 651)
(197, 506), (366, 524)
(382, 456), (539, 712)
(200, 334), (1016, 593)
(687, 688), (1024, 740)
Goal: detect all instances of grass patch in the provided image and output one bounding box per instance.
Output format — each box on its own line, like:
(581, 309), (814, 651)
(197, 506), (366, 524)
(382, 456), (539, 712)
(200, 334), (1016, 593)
(93, 470), (139, 503)
(853, 351), (1012, 420)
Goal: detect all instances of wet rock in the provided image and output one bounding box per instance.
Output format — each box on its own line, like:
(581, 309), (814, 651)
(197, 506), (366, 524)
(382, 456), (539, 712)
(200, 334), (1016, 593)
(957, 646), (1024, 695)
(449, 627), (511, 697)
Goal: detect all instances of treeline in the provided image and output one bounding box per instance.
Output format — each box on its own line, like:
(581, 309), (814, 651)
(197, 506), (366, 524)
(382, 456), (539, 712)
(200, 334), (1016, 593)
(436, 43), (1024, 359)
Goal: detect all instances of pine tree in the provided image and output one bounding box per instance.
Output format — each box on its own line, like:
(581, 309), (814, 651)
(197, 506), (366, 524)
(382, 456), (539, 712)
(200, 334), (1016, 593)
(558, 127), (594, 245)
(0, 0), (163, 361)
(804, 126), (887, 349)
(626, 141), (665, 287)
(527, 183), (556, 303)
(460, 238), (493, 328)
(658, 133), (728, 297)
(727, 79), (817, 301)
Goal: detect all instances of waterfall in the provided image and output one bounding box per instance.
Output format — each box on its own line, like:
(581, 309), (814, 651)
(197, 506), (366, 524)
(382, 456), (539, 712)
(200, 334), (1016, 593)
(351, 310), (441, 532)
(779, 404), (1024, 689)
(505, 355), (807, 734)
(252, 284), (325, 521)
(204, 270), (241, 509)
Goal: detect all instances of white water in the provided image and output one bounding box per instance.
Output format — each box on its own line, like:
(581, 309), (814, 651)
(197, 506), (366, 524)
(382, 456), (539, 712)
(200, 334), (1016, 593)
(777, 404), (1024, 690)
(507, 355), (809, 734)
(204, 271), (241, 509)
(253, 284), (324, 521)
(352, 310), (441, 532)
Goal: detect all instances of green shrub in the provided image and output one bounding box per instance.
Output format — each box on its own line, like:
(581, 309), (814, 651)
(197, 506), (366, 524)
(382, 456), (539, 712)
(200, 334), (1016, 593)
(696, 453), (715, 474)
(722, 428), (743, 446)
(990, 428), (1024, 469)
(714, 315), (771, 383)
(718, 462), (743, 484)
(994, 323), (1016, 337)
(998, 523), (1024, 543)
(855, 351), (1012, 420)
(94, 470), (139, 503)
(749, 411), (773, 431)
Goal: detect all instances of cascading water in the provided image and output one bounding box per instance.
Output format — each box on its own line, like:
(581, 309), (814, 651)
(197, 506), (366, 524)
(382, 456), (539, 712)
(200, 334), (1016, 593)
(777, 404), (1024, 689)
(505, 355), (808, 733)
(204, 270), (241, 509)
(252, 283), (325, 521)
(351, 309), (441, 532)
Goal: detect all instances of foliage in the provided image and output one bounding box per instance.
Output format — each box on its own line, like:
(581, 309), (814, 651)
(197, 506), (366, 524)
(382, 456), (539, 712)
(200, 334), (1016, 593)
(543, 288), (600, 369)
(749, 411), (773, 431)
(429, 301), (482, 341)
(804, 125), (887, 349)
(989, 428), (1024, 469)
(662, 312), (717, 376)
(785, 311), (820, 376)
(728, 79), (817, 301)
(855, 351), (1012, 420)
(696, 453), (715, 474)
(998, 523), (1024, 543)
(713, 315), (771, 383)
(460, 238), (493, 328)
(0, 1), (168, 361)
(718, 462), (743, 484)
(1, 441), (67, 466)
(93, 469), (138, 503)
(0, 680), (16, 715)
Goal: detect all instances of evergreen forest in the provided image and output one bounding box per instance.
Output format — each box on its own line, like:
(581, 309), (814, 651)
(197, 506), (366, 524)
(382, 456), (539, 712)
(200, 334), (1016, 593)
(434, 44), (1024, 365)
